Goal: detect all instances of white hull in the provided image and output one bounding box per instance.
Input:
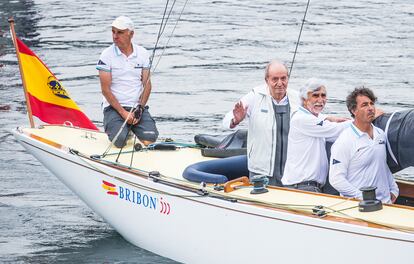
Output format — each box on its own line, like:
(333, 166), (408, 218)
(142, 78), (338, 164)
(14, 127), (414, 263)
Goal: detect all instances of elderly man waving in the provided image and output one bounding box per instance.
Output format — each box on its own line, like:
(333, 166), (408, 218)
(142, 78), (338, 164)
(223, 60), (299, 186)
(282, 78), (351, 192)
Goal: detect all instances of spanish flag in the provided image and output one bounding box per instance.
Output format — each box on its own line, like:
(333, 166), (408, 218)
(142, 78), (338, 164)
(13, 36), (98, 130)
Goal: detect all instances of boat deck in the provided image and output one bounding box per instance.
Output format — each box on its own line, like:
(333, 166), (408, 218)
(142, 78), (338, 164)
(21, 125), (414, 233)
(23, 125), (213, 179)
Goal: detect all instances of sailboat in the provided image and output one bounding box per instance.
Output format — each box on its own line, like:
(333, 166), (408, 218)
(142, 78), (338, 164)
(9, 13), (414, 264)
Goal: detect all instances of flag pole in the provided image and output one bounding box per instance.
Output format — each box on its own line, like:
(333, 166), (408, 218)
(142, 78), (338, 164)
(8, 17), (35, 128)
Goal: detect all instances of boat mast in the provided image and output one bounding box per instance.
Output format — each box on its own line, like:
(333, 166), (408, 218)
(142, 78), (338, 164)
(8, 17), (35, 128)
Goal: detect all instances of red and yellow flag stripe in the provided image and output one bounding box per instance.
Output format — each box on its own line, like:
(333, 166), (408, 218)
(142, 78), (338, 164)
(16, 37), (98, 130)
(102, 180), (118, 195)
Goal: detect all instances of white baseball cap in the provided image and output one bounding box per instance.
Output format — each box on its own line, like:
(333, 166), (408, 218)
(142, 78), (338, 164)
(111, 16), (134, 31)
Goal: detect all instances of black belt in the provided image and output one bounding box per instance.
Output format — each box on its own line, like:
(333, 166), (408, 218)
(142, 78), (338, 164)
(104, 105), (149, 112)
(285, 181), (322, 189)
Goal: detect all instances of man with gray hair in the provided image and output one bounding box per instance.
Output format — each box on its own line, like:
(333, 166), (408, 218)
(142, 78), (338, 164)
(282, 78), (351, 192)
(97, 16), (158, 148)
(222, 60), (299, 186)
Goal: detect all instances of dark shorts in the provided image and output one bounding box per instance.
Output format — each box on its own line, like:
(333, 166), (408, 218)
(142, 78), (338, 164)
(103, 106), (159, 148)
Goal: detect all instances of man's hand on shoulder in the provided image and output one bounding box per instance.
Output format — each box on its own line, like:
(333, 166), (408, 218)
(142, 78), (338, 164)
(325, 116), (351, 123)
(374, 108), (385, 119)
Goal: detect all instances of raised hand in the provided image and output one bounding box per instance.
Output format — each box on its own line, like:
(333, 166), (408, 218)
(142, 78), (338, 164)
(231, 101), (247, 127)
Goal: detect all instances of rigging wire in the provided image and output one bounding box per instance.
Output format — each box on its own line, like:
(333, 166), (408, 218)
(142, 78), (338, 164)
(151, 0), (189, 73)
(289, 0), (311, 78)
(159, 1), (177, 40)
(126, 0), (187, 166)
(149, 0), (177, 68)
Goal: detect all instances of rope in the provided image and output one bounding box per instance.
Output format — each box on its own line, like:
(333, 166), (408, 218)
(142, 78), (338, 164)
(130, 134), (137, 168)
(289, 0), (311, 78)
(101, 109), (135, 158)
(101, 142), (200, 157)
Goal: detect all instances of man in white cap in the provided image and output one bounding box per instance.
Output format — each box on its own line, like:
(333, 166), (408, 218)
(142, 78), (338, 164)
(222, 60), (299, 186)
(282, 78), (351, 192)
(97, 16), (158, 147)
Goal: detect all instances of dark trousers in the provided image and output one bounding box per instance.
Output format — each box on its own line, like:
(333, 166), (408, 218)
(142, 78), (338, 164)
(103, 106), (159, 148)
(284, 181), (322, 193)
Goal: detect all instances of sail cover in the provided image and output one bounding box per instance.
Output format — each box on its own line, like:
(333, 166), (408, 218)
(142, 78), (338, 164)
(374, 109), (414, 173)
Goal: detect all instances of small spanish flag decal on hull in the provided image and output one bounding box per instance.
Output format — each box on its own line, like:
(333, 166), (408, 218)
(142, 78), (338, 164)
(102, 180), (118, 195)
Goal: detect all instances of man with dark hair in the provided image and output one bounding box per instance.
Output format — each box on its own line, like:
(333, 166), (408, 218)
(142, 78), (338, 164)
(346, 87), (377, 118)
(329, 87), (399, 203)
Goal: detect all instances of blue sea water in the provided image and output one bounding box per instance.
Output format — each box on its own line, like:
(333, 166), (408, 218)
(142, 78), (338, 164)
(0, 0), (413, 262)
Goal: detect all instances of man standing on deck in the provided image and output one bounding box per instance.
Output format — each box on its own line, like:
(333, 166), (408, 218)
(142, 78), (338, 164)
(97, 16), (158, 148)
(222, 60), (299, 186)
(329, 87), (399, 203)
(282, 78), (351, 192)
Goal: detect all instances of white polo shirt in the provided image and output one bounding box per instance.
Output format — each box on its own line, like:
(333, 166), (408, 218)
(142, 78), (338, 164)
(282, 107), (351, 186)
(96, 43), (150, 108)
(329, 124), (399, 203)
